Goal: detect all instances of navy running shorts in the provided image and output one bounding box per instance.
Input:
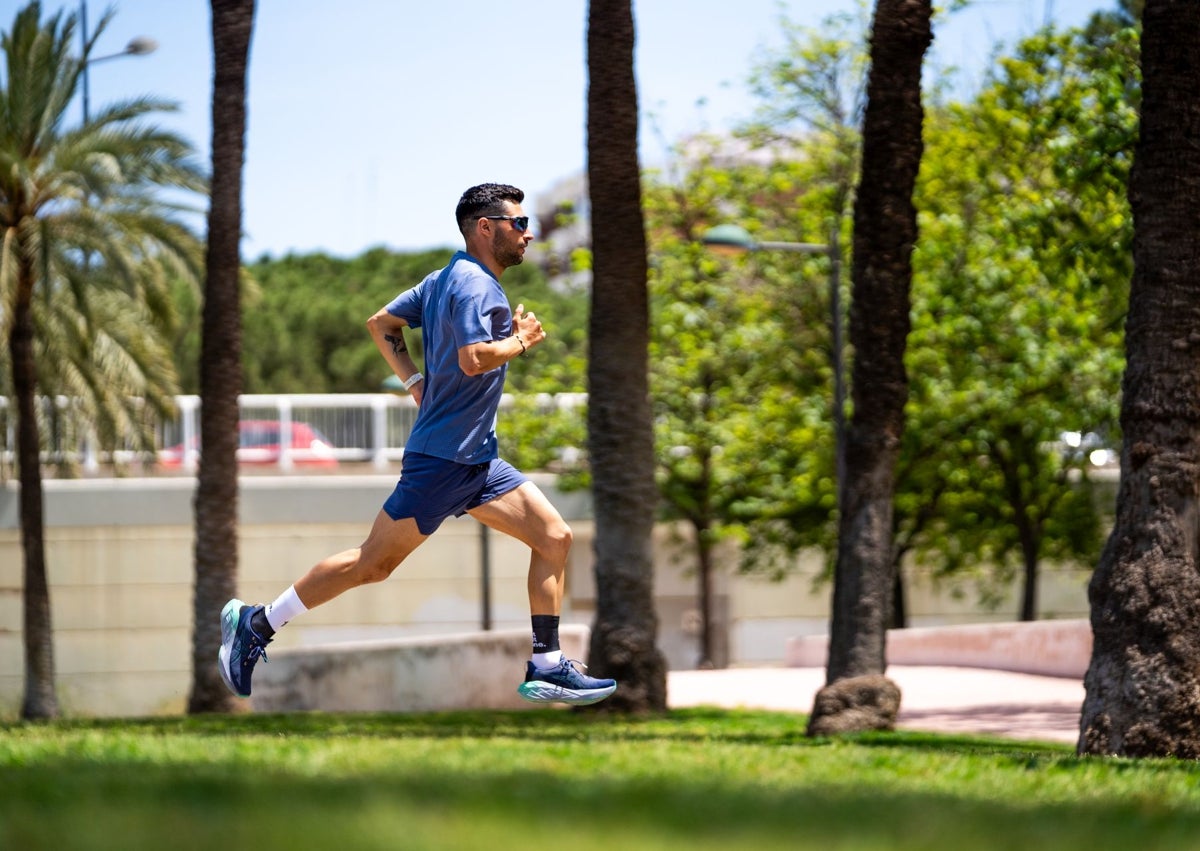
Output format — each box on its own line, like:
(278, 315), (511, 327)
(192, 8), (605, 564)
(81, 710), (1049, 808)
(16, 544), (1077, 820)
(382, 452), (528, 535)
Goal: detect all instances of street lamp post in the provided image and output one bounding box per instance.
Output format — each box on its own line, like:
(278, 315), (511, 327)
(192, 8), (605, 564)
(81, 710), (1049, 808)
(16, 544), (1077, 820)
(79, 0), (157, 123)
(702, 223), (846, 512)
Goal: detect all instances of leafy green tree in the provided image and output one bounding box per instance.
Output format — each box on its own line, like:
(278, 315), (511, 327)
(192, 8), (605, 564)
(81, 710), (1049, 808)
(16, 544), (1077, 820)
(721, 6), (1137, 632)
(635, 4), (903, 668)
(640, 149), (837, 667)
(649, 242), (761, 668)
(0, 1), (204, 718)
(709, 4), (865, 584)
(900, 21), (1137, 622)
(741, 2), (869, 226)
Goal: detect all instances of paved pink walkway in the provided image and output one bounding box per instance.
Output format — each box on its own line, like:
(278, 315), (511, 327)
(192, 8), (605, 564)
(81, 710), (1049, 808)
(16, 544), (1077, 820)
(667, 666), (1085, 744)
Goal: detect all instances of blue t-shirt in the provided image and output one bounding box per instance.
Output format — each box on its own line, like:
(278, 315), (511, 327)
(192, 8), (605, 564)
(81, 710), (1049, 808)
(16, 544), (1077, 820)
(385, 251), (512, 464)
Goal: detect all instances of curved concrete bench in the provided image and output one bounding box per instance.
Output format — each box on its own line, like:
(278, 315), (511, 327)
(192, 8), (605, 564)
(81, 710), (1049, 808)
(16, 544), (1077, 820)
(785, 619), (1091, 679)
(252, 625), (591, 712)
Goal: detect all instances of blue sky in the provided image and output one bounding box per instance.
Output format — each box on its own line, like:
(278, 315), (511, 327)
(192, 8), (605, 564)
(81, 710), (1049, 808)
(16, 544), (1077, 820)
(27, 0), (1109, 258)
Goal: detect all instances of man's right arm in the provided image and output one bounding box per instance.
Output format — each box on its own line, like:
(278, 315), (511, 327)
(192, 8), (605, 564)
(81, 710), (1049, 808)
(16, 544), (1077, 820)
(367, 307), (423, 402)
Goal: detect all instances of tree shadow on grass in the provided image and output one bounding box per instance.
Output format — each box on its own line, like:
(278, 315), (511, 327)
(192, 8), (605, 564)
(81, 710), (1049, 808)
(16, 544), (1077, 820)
(6, 707), (820, 747)
(4, 745), (1200, 851)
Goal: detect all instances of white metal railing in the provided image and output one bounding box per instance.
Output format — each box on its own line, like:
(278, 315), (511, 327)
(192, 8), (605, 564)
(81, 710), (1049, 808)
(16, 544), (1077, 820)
(163, 393), (421, 473)
(0, 392), (587, 475)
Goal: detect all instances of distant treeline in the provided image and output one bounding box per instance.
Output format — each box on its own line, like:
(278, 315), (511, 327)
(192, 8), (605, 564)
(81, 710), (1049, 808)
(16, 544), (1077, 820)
(171, 247), (588, 396)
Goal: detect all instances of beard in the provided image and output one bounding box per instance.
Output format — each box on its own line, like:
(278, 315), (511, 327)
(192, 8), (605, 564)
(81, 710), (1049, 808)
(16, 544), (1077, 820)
(492, 233), (525, 269)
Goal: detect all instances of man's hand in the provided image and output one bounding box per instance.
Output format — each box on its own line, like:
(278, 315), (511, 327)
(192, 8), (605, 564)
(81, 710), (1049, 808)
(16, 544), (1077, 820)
(512, 303), (546, 350)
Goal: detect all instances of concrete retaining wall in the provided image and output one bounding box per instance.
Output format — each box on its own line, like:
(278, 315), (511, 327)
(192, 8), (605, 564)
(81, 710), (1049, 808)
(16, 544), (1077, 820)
(252, 626), (590, 713)
(785, 619), (1092, 678)
(2, 474), (1095, 718)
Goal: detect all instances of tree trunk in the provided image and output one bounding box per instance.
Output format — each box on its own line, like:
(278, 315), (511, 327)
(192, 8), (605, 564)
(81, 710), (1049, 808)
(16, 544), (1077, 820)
(1079, 0), (1200, 758)
(812, 0), (931, 735)
(585, 0), (668, 712)
(188, 0), (255, 714)
(13, 254), (59, 720)
(694, 409), (715, 669)
(995, 438), (1042, 622)
(1020, 546), (1038, 623)
(890, 563), (907, 630)
(696, 518), (715, 669)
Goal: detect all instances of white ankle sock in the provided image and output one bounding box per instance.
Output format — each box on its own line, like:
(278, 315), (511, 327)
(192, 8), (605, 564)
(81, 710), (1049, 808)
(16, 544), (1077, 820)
(265, 585), (308, 632)
(531, 650), (563, 669)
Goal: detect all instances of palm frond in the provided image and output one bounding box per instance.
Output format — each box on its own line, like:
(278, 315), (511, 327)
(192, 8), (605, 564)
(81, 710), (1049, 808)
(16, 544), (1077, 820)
(0, 1), (205, 467)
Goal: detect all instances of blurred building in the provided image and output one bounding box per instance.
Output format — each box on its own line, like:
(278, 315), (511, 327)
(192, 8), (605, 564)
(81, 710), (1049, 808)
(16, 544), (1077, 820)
(531, 172), (592, 293)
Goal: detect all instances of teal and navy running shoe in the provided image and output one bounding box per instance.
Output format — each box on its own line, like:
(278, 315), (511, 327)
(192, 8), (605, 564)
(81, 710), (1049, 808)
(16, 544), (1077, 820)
(517, 658), (617, 706)
(218, 598), (271, 697)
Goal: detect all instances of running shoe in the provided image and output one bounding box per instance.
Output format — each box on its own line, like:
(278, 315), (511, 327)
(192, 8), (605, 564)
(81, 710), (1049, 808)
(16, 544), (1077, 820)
(517, 657), (617, 705)
(218, 598), (271, 697)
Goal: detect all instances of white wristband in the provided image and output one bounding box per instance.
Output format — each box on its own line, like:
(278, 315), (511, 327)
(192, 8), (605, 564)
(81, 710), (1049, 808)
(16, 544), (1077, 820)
(402, 372), (424, 390)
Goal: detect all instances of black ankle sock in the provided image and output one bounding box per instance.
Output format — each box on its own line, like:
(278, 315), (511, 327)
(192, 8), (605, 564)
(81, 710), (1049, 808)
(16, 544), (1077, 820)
(531, 614), (560, 654)
(251, 607), (275, 638)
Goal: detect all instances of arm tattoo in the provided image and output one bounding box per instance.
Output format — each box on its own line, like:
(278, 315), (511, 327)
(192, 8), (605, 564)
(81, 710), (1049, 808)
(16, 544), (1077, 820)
(383, 333), (407, 356)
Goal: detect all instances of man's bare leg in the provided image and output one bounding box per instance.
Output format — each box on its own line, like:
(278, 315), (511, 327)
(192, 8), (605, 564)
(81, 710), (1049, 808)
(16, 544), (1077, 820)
(468, 482), (571, 616)
(471, 482), (616, 705)
(220, 511), (427, 698)
(294, 511), (428, 608)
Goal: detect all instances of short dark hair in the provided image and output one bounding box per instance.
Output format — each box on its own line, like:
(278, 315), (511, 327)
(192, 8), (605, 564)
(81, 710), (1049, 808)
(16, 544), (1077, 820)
(456, 183), (524, 236)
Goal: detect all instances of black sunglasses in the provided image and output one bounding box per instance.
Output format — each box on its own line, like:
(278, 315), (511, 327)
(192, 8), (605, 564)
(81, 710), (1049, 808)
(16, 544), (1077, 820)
(483, 215), (530, 232)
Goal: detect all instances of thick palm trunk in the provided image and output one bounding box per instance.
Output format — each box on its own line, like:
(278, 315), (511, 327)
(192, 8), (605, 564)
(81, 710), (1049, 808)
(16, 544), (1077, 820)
(13, 260), (59, 720)
(585, 0), (668, 711)
(1079, 0), (1200, 758)
(188, 0), (255, 713)
(811, 0), (931, 735)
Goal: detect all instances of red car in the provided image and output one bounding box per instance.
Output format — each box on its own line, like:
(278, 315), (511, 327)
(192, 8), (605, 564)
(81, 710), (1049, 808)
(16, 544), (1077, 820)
(159, 420), (339, 469)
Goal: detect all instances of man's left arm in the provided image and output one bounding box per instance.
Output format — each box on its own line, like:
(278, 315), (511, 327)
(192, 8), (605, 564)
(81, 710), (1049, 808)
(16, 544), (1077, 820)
(458, 302), (545, 376)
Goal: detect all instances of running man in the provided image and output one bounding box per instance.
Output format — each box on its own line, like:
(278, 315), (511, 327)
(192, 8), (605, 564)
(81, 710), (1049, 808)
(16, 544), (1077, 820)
(218, 183), (616, 706)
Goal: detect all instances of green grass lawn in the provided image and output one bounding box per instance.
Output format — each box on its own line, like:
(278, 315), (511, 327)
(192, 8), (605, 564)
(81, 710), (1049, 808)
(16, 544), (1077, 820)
(3, 708), (1200, 851)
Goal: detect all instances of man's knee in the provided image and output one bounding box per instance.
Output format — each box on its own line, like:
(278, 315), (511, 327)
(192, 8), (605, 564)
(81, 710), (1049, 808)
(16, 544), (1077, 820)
(357, 562), (395, 586)
(353, 549), (402, 586)
(544, 520), (573, 563)
(353, 514), (422, 586)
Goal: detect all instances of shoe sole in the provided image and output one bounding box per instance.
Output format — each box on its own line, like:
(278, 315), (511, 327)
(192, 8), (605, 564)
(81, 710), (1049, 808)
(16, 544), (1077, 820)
(217, 598), (249, 698)
(517, 680), (617, 706)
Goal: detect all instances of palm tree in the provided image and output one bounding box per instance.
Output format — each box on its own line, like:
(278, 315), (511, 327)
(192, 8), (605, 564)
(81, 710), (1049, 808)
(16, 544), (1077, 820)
(0, 1), (205, 719)
(808, 0), (931, 736)
(584, 0), (668, 711)
(187, 0), (255, 714)
(1079, 0), (1200, 759)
